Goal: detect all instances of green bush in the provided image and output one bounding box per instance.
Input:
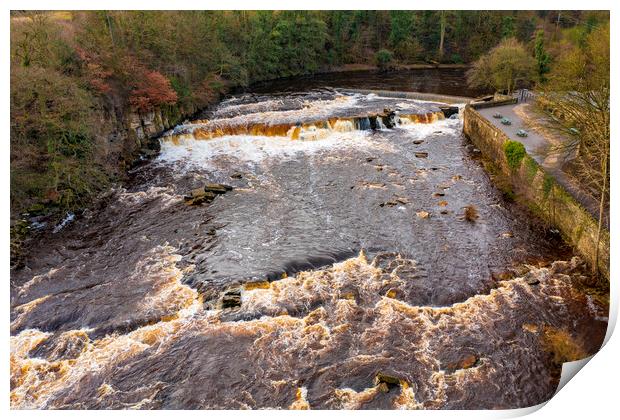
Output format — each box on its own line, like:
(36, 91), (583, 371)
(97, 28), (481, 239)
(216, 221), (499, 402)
(450, 53), (463, 64)
(504, 140), (526, 169)
(375, 49), (394, 71)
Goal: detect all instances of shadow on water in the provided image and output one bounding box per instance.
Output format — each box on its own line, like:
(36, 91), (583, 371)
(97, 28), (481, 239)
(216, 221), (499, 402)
(241, 68), (489, 97)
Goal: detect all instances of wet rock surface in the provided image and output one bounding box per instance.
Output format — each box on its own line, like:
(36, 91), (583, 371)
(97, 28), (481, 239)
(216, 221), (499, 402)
(10, 92), (607, 409)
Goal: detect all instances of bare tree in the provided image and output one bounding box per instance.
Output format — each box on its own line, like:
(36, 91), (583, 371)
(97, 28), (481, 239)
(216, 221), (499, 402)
(537, 23), (609, 276)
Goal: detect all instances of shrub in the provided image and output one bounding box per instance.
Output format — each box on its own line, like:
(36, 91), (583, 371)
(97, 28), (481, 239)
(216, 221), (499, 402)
(375, 49), (394, 71)
(504, 140), (526, 169)
(450, 53), (463, 64)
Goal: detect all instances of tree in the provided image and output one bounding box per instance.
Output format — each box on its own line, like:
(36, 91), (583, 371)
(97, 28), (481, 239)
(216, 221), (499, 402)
(375, 49), (394, 71)
(537, 23), (609, 275)
(438, 11), (447, 59)
(467, 38), (536, 94)
(129, 70), (178, 112)
(534, 30), (551, 83)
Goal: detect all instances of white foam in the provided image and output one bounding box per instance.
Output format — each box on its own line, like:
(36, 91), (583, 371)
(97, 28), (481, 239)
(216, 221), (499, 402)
(158, 130), (381, 169)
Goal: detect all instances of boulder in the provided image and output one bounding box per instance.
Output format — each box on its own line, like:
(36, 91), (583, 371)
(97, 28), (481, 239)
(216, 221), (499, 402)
(439, 106), (459, 119)
(184, 188), (216, 206)
(221, 289), (242, 309)
(205, 183), (233, 194)
(380, 109), (397, 129)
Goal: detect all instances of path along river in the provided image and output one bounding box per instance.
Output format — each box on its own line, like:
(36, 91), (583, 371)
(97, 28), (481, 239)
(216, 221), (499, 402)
(10, 79), (608, 409)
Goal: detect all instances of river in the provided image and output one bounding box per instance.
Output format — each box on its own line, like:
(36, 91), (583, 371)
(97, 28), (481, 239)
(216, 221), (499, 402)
(10, 70), (607, 409)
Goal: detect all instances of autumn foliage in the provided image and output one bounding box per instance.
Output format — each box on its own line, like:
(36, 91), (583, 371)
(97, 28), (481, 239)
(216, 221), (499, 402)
(129, 70), (178, 112)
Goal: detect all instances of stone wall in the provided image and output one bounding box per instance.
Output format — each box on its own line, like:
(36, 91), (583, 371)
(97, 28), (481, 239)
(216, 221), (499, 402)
(463, 105), (609, 281)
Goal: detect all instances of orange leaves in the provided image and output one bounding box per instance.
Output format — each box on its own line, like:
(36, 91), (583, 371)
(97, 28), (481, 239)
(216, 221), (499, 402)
(129, 70), (178, 112)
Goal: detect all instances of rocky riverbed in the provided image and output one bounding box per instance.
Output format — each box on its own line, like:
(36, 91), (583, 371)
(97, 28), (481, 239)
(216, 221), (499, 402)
(10, 91), (607, 409)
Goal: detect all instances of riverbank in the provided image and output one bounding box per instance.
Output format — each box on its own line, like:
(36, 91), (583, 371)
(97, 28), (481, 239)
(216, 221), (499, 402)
(318, 63), (470, 73)
(463, 101), (609, 283)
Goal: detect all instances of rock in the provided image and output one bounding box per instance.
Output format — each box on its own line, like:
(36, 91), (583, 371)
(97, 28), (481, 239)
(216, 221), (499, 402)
(221, 289), (242, 309)
(459, 354), (478, 369)
(465, 144), (481, 154)
(385, 288), (400, 299)
(380, 200), (398, 208)
(444, 354), (479, 372)
(140, 148), (158, 158)
(433, 192), (445, 197)
(438, 200), (448, 207)
(366, 157), (375, 162)
(230, 173), (243, 179)
(244, 280), (270, 290)
(440, 210), (449, 215)
(377, 382), (390, 393)
(374, 372), (407, 392)
(375, 372), (401, 386)
(439, 106), (459, 119)
(525, 275), (540, 286)
(412, 140), (424, 145)
(380, 109), (397, 128)
(190, 188), (207, 198)
(501, 232), (514, 238)
(395, 197), (409, 204)
(416, 211), (430, 219)
(415, 152), (429, 158)
(205, 183), (233, 194)
(184, 188), (216, 206)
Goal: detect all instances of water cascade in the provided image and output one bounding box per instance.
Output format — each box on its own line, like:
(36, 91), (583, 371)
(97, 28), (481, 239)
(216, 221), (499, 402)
(10, 90), (607, 410)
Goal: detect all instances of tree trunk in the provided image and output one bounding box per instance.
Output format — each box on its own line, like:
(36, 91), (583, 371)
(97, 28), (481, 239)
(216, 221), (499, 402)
(439, 11), (446, 58)
(594, 150), (608, 277)
(105, 12), (115, 46)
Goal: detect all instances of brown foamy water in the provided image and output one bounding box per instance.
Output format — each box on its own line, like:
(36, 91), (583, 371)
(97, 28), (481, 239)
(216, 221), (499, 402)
(10, 91), (607, 409)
